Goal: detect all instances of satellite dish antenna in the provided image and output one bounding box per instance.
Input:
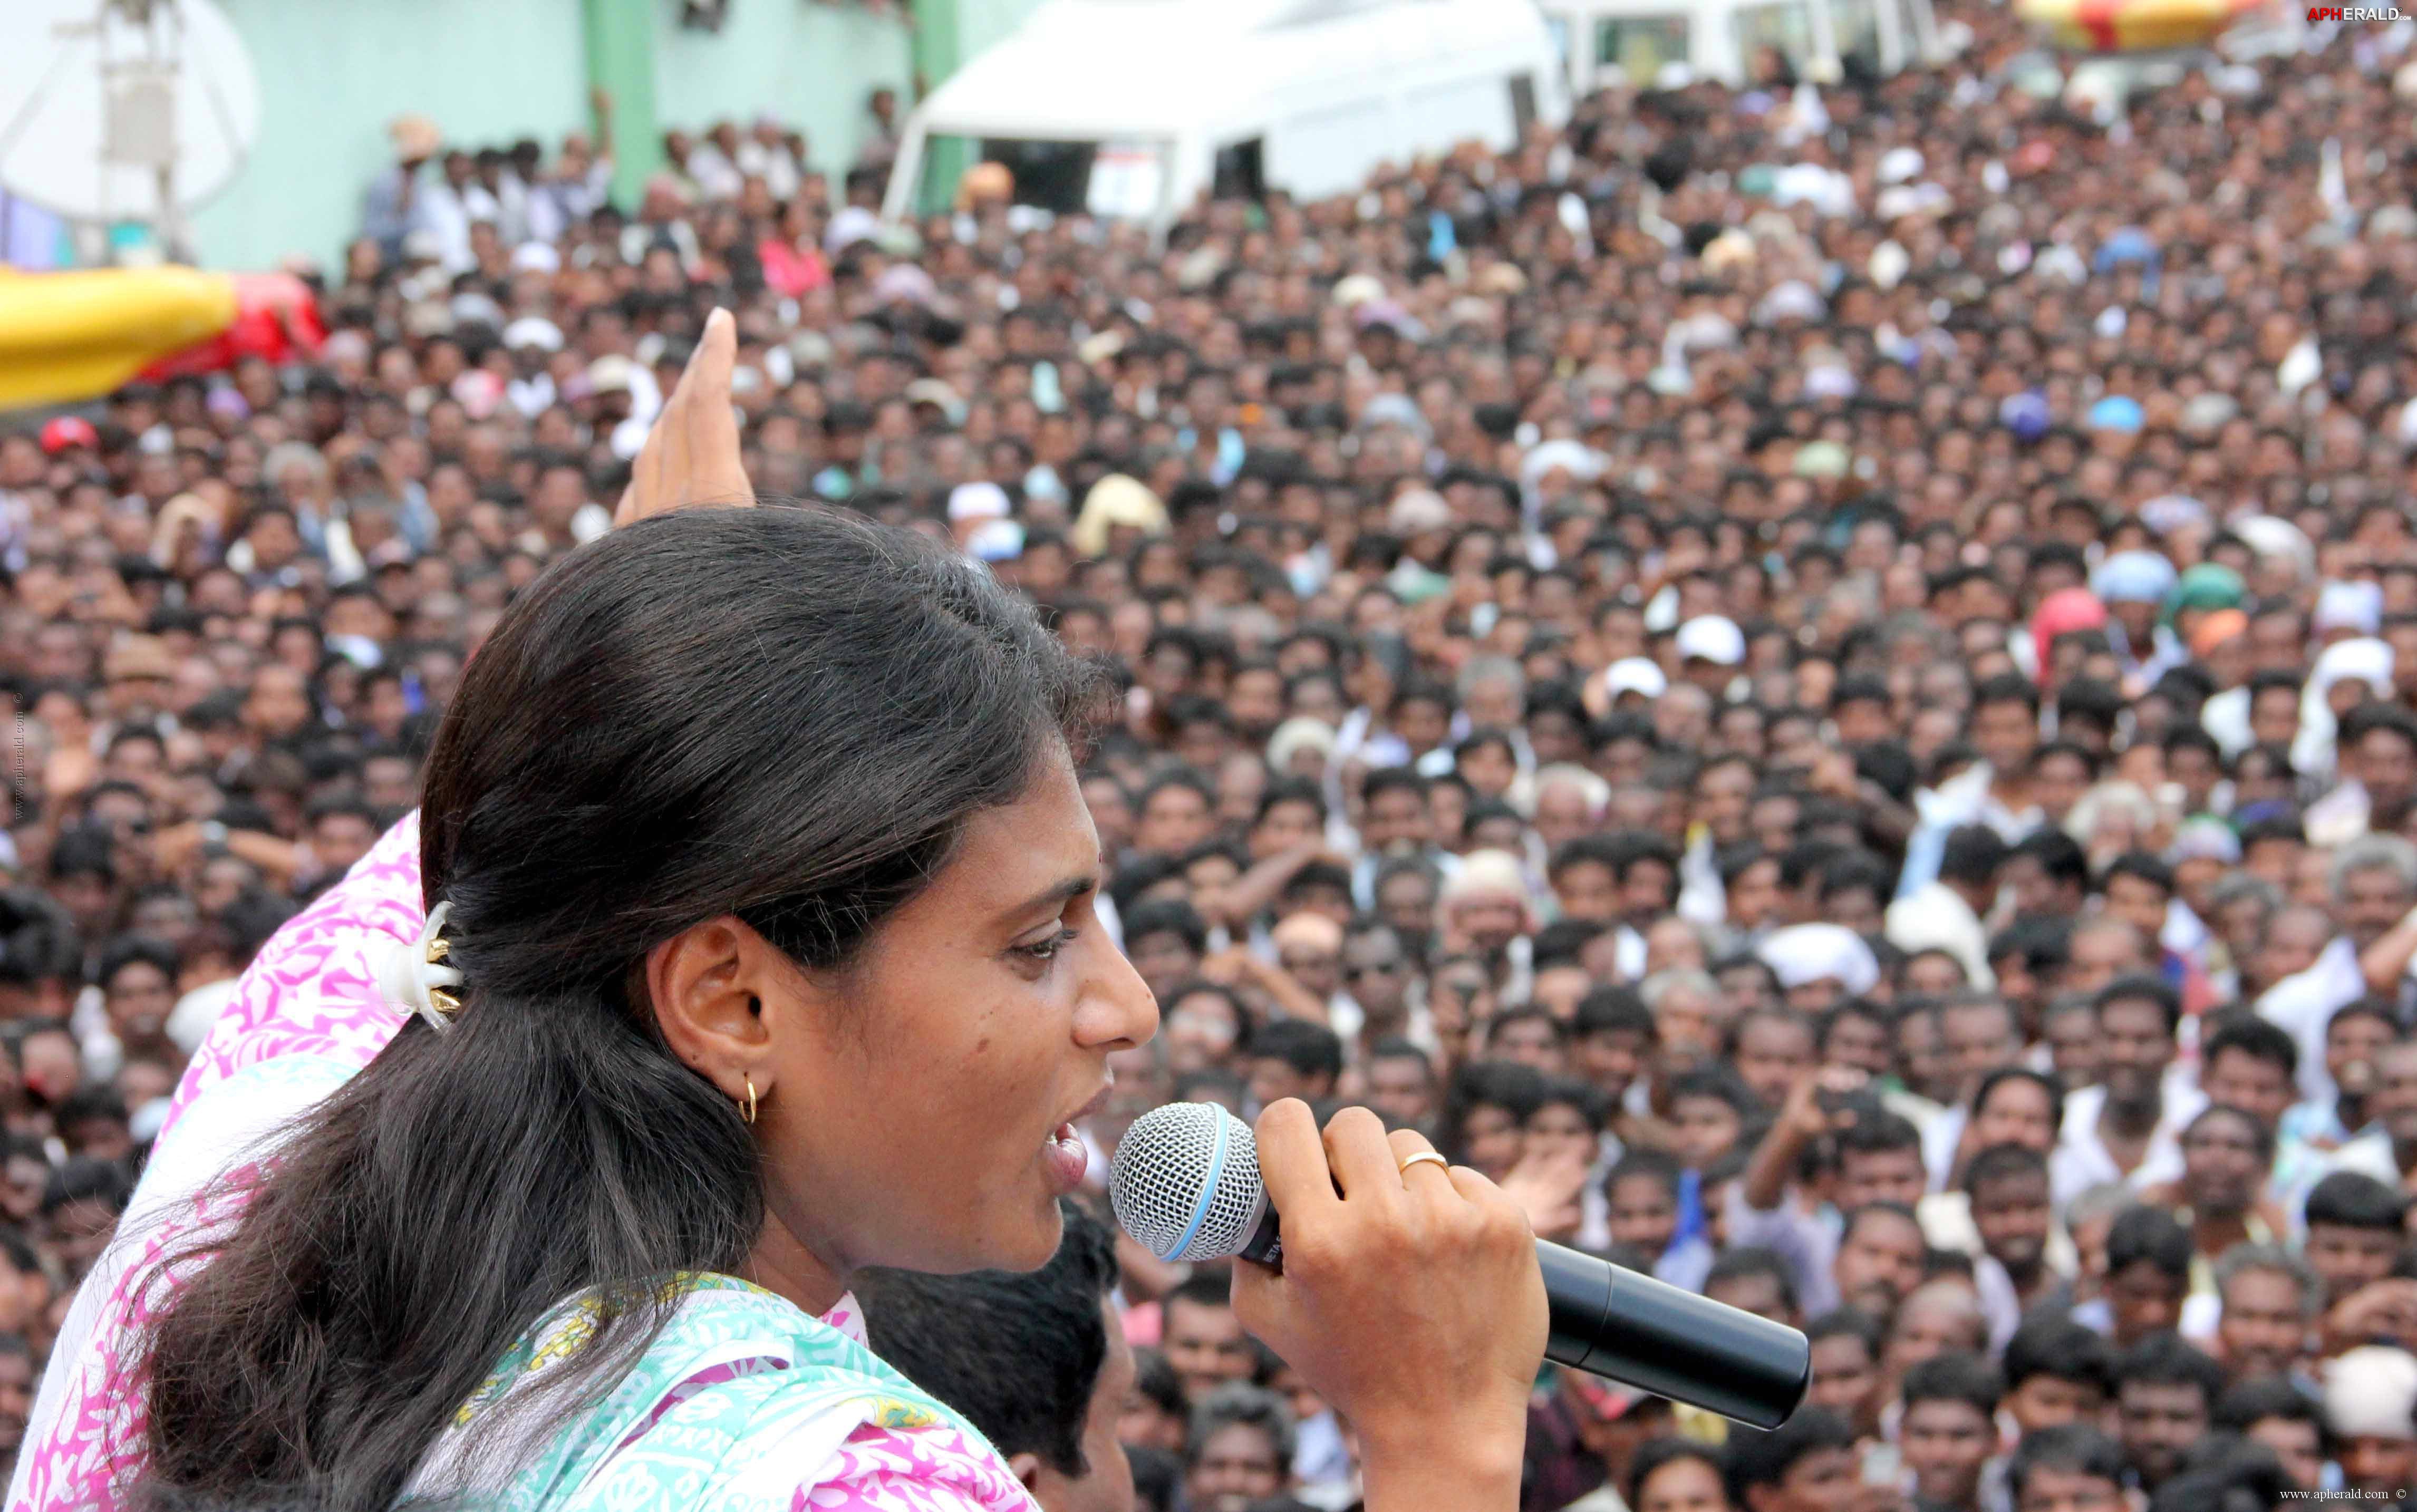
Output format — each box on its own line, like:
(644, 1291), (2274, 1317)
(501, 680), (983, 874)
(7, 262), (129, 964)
(0, 0), (261, 260)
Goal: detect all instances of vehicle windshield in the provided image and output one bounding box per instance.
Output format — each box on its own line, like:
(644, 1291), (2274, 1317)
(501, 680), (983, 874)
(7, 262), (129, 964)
(1731, 1), (1814, 82)
(1595, 14), (1690, 77)
(922, 136), (1169, 219)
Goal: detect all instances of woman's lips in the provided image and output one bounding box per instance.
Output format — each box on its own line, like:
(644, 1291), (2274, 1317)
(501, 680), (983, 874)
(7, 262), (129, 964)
(1042, 1122), (1090, 1193)
(1040, 1081), (1110, 1194)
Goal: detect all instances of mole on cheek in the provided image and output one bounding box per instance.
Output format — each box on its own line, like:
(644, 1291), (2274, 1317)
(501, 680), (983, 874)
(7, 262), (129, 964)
(973, 1035), (991, 1055)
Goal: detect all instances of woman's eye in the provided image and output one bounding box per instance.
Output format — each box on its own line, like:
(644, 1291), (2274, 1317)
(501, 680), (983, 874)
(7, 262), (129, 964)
(1015, 927), (1078, 963)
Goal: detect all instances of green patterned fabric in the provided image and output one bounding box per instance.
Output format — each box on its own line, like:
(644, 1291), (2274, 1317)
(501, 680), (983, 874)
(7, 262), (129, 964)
(408, 1273), (994, 1511)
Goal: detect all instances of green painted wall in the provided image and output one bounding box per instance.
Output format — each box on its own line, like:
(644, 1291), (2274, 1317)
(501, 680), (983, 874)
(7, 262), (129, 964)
(189, 0), (589, 272)
(183, 0), (1040, 273)
(953, 0), (1038, 59)
(647, 2), (913, 174)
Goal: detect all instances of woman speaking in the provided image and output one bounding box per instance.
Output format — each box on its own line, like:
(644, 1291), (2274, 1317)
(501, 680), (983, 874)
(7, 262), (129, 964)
(10, 317), (1546, 1511)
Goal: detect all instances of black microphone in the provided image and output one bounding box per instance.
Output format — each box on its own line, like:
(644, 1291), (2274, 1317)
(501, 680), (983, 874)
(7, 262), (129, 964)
(1109, 1101), (1810, 1430)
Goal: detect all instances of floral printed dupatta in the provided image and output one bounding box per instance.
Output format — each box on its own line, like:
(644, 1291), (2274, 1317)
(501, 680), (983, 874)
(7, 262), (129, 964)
(409, 1273), (997, 1511)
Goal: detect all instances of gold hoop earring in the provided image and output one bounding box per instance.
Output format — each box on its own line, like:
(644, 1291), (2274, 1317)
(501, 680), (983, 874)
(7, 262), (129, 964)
(741, 1075), (758, 1126)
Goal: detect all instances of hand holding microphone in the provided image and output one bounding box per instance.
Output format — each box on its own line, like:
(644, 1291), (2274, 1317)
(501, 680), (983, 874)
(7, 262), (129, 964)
(1113, 1098), (1812, 1501)
(1226, 1101), (1545, 1509)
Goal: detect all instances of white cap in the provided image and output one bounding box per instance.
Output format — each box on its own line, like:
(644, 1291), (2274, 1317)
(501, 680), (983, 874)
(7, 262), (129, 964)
(502, 317), (564, 352)
(1387, 490), (1454, 536)
(2326, 1346), (2417, 1441)
(1757, 924), (1881, 996)
(586, 355), (640, 395)
(509, 241), (562, 274)
(1440, 849), (1530, 908)
(1331, 273), (1386, 309)
(2316, 580), (2385, 636)
(1755, 279), (1826, 326)
(825, 205), (881, 251)
(947, 481), (1012, 524)
(1521, 440), (1608, 489)
(1602, 657), (1667, 702)
(1675, 615), (1746, 667)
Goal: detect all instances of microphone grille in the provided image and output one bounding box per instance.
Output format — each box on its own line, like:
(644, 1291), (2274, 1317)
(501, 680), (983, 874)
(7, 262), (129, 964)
(1109, 1101), (1265, 1262)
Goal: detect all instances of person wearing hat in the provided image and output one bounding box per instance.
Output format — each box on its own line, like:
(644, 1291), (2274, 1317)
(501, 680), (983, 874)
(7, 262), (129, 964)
(1672, 616), (1746, 700)
(2091, 551), (2181, 694)
(2326, 1345), (2417, 1495)
(362, 114), (443, 263)
(1069, 474), (1166, 558)
(1438, 849), (1536, 1004)
(1584, 657), (1667, 721)
(38, 417), (99, 458)
(1756, 923), (1882, 1014)
(501, 318), (564, 419)
(581, 355), (655, 460)
(100, 634), (178, 727)
(1383, 490), (1456, 605)
(945, 481), (1012, 550)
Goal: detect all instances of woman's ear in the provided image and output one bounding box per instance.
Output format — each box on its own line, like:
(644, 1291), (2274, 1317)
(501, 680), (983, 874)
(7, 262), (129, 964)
(646, 915), (787, 1098)
(1006, 1451), (1043, 1494)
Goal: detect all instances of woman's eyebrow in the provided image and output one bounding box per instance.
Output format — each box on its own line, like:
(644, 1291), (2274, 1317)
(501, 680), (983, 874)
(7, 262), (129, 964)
(1001, 871), (1098, 921)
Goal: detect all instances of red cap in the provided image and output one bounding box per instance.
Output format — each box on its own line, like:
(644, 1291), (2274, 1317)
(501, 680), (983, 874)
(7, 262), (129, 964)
(39, 416), (99, 454)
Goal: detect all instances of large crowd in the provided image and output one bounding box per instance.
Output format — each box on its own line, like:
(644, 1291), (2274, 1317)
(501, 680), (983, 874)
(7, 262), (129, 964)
(7, 0), (2417, 1507)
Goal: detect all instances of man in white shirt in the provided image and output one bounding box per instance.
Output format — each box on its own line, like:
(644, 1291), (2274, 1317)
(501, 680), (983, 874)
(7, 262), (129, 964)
(417, 150), (484, 274)
(686, 121), (748, 202)
(2262, 835), (2417, 1104)
(1886, 824), (2006, 991)
(736, 116), (805, 201)
(2052, 975), (2205, 1206)
(2306, 704), (2417, 848)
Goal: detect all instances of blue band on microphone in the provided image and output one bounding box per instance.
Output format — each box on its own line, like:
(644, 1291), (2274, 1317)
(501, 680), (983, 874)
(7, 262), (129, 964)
(1163, 1108), (1230, 1261)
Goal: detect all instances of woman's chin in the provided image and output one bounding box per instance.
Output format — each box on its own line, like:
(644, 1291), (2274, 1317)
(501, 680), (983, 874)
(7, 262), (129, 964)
(981, 1191), (1068, 1273)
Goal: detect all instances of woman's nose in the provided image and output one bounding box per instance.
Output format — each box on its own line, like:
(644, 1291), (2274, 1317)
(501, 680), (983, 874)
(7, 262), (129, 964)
(1081, 937), (1159, 1050)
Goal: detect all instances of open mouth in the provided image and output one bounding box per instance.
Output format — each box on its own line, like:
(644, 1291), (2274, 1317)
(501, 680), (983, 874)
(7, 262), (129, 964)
(1041, 1081), (1111, 1192)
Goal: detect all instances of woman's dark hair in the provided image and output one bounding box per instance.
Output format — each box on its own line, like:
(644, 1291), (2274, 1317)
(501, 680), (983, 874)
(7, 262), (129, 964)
(137, 508), (1109, 1507)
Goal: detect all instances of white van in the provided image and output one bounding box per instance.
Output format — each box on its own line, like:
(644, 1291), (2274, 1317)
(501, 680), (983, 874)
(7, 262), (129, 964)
(1539, 0), (1940, 92)
(879, 0), (1570, 232)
